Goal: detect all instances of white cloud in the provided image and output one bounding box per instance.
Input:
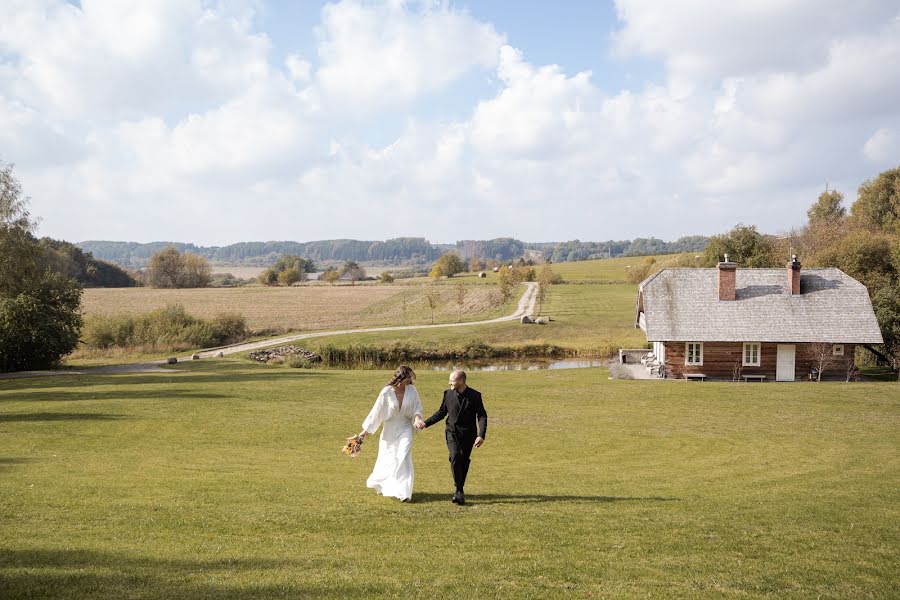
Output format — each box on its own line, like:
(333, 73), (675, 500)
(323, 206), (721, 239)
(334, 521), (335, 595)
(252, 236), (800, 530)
(2, 0), (900, 245)
(863, 128), (900, 163)
(612, 0), (899, 81)
(312, 0), (504, 114)
(0, 0), (272, 121)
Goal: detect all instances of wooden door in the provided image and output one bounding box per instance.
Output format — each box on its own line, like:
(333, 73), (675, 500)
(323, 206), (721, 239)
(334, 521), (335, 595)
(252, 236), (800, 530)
(776, 344), (796, 381)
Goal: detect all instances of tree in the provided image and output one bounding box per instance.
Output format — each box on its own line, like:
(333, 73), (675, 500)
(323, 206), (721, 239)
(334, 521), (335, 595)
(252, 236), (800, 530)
(257, 268), (278, 286)
(701, 224), (779, 267)
(536, 264), (555, 315)
(321, 266), (340, 286)
(468, 257), (484, 272)
(277, 267), (302, 286)
(378, 271), (394, 284)
(455, 282), (467, 321)
(496, 267), (513, 301)
(180, 252), (212, 288)
(147, 246), (183, 288)
(814, 230), (896, 292)
(808, 342), (840, 382)
(807, 189), (846, 224)
(626, 256), (657, 284)
(340, 261), (365, 285)
(851, 165), (900, 233)
(147, 247), (211, 288)
(430, 252), (466, 278)
(423, 284), (440, 324)
(1, 163), (83, 371)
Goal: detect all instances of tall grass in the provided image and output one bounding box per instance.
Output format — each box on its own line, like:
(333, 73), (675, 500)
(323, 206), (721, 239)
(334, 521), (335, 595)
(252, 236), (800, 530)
(313, 340), (577, 368)
(81, 304), (247, 352)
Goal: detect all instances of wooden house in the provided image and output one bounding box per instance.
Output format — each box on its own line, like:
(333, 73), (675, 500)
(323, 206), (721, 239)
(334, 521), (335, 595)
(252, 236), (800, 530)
(635, 256), (884, 381)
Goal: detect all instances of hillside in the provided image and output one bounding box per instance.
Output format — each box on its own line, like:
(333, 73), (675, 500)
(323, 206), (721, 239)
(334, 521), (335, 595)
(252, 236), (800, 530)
(79, 236), (709, 268)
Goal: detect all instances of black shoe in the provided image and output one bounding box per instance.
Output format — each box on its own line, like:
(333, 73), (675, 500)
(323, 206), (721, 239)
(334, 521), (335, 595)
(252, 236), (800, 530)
(452, 490), (465, 505)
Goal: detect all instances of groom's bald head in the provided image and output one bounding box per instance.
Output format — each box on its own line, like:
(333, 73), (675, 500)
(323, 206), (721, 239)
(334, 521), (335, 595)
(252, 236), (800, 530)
(449, 369), (467, 391)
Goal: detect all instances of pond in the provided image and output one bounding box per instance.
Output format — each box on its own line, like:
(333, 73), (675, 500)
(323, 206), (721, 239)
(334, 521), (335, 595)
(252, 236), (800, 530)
(330, 359), (607, 371)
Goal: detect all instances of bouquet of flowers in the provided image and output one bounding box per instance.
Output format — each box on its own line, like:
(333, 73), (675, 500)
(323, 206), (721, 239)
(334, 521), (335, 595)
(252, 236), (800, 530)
(342, 434), (364, 458)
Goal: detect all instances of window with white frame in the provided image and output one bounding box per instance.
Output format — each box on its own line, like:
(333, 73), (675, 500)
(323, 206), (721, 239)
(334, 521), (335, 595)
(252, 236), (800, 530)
(685, 342), (703, 365)
(743, 342), (761, 366)
(832, 344), (844, 356)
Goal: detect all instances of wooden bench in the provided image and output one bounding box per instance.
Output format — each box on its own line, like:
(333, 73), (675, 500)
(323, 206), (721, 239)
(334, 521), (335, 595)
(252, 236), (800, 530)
(742, 374), (766, 382)
(685, 373), (706, 381)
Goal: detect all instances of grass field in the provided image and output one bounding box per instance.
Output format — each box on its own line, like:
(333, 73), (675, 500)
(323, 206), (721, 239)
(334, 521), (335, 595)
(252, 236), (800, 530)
(290, 256), (675, 356)
(1, 363), (897, 598)
(301, 282), (645, 357)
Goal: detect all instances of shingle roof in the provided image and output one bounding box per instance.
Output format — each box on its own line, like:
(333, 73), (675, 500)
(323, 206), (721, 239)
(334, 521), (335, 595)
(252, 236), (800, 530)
(638, 268), (884, 343)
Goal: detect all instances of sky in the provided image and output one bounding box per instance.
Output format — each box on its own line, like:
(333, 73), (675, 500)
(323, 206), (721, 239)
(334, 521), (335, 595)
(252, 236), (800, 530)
(1, 0), (899, 246)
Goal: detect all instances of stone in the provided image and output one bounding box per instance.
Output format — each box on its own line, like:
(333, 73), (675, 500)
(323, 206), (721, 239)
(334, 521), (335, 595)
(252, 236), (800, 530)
(166, 357), (177, 364)
(535, 317), (548, 324)
(247, 345), (323, 364)
(520, 315), (533, 324)
(192, 354), (200, 360)
(216, 351), (224, 358)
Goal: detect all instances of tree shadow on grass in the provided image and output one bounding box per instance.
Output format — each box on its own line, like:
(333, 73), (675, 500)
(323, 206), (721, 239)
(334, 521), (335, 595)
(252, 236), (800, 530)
(0, 412), (127, 423)
(0, 367), (338, 391)
(0, 547), (378, 599)
(0, 457), (36, 472)
(410, 492), (681, 505)
(0, 389), (231, 403)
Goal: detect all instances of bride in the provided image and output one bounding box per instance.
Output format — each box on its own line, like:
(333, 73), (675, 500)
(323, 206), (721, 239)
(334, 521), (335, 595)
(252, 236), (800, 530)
(358, 365), (424, 501)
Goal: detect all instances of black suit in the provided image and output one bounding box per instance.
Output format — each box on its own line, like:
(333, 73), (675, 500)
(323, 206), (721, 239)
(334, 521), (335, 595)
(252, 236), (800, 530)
(424, 386), (487, 493)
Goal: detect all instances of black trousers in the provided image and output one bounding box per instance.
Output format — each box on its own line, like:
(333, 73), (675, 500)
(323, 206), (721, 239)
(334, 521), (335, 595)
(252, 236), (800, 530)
(446, 431), (476, 492)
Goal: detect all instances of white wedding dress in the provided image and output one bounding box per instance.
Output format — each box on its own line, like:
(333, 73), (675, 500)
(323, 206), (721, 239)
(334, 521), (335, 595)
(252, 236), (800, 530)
(362, 385), (423, 501)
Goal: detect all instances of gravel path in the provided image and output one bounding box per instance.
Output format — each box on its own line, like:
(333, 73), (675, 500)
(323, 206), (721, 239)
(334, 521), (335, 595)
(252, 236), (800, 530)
(1, 283), (538, 379)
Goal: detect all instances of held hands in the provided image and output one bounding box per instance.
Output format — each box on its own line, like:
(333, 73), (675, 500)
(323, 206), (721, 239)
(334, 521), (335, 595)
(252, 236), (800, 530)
(414, 418), (426, 430)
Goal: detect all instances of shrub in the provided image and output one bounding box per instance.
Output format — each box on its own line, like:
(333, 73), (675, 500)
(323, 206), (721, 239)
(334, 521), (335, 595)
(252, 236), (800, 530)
(80, 305), (248, 351)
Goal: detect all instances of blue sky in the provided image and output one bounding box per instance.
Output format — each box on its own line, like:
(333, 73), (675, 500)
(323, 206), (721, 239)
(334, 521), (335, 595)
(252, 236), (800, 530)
(2, 1), (899, 245)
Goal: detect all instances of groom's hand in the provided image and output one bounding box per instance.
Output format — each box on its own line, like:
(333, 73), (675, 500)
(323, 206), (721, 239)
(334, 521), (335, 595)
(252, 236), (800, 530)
(474, 437), (484, 448)
(414, 419), (426, 430)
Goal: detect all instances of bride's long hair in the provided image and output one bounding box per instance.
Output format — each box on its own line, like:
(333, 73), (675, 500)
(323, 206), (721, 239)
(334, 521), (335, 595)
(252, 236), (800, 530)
(388, 365), (416, 387)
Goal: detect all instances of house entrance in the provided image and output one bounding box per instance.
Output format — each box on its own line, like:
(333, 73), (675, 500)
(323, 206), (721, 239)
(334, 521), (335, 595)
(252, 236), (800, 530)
(776, 344), (796, 381)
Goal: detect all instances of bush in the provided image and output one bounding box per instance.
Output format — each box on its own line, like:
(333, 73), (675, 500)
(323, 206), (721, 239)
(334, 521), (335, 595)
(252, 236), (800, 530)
(0, 272), (83, 371)
(81, 305), (248, 351)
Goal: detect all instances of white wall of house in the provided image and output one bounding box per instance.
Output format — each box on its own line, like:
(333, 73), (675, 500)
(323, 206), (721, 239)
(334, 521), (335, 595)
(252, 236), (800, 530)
(653, 341), (666, 366)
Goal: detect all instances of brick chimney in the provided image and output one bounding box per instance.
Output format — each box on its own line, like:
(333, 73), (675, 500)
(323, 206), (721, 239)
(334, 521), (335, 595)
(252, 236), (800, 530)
(717, 254), (737, 301)
(787, 255), (801, 295)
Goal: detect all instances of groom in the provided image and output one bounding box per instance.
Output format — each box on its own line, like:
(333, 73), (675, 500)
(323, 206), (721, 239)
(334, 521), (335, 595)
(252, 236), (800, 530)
(415, 369), (487, 505)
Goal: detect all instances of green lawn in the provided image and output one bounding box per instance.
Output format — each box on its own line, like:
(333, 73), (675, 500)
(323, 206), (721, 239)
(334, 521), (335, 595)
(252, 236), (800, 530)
(2, 363), (898, 598)
(301, 282), (645, 356)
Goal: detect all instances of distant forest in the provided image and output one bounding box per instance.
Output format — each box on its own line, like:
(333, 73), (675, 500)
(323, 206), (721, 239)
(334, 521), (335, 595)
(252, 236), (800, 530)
(79, 236), (709, 268)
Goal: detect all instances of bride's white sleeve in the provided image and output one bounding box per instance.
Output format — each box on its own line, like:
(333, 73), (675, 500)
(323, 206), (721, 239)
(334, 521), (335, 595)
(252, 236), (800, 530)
(362, 388), (389, 434)
(411, 387), (423, 419)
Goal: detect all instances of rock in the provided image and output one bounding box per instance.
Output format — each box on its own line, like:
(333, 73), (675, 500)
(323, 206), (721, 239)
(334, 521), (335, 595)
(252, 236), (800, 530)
(166, 357), (177, 364)
(191, 354), (200, 360)
(247, 345), (323, 364)
(216, 351), (224, 358)
(520, 315), (533, 324)
(535, 317), (548, 325)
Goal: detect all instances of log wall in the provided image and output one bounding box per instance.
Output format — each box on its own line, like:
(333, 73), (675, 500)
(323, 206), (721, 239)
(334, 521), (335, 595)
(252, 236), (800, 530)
(663, 342), (856, 381)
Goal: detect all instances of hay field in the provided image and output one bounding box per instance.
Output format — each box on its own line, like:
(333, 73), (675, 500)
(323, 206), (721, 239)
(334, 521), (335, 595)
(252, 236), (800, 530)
(81, 286), (405, 332)
(81, 282), (516, 333)
(209, 265), (264, 279)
